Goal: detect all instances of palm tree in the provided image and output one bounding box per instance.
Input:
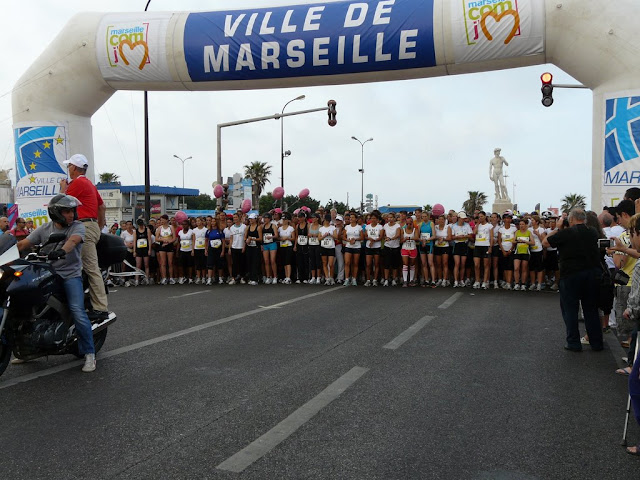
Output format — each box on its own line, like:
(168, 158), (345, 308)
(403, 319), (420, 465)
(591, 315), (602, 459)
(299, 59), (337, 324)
(244, 161), (272, 207)
(462, 191), (487, 215)
(98, 172), (120, 184)
(423, 204), (433, 213)
(561, 193), (587, 213)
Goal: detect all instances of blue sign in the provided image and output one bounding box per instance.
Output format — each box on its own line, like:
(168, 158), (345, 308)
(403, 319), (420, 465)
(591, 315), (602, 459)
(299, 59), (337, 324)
(184, 0), (435, 82)
(604, 96), (640, 174)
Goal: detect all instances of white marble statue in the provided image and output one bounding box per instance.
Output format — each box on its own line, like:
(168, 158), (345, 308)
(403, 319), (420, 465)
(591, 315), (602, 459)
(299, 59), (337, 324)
(489, 148), (510, 201)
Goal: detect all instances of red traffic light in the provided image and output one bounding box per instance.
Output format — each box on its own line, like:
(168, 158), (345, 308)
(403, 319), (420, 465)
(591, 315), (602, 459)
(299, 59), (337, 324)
(327, 99), (337, 127)
(541, 72), (553, 84)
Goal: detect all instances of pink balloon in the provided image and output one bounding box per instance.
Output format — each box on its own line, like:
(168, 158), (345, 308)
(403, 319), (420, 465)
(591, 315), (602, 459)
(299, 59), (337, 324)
(241, 199), (252, 213)
(299, 188), (309, 199)
(213, 184), (223, 198)
(432, 204), (445, 216)
(273, 186), (285, 200)
(302, 206), (311, 212)
(174, 211), (187, 224)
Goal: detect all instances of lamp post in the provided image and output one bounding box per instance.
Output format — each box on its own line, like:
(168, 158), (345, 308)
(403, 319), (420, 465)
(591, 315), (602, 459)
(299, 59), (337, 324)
(173, 154), (192, 209)
(351, 136), (373, 213)
(281, 95), (305, 188)
(143, 0), (152, 221)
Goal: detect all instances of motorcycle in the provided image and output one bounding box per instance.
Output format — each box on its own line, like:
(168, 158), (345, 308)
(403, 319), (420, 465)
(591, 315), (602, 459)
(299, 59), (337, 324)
(0, 231), (126, 377)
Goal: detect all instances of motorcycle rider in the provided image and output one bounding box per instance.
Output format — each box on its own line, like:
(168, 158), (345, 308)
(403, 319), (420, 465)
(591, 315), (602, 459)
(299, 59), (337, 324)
(14, 194), (96, 372)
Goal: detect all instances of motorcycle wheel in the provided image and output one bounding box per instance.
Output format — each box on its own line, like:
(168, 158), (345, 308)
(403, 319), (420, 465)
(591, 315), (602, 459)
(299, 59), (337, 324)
(0, 341), (11, 377)
(70, 328), (108, 358)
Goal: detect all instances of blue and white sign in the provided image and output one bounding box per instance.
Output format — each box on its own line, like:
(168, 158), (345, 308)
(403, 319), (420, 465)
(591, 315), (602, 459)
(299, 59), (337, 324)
(183, 0), (435, 82)
(602, 95), (640, 206)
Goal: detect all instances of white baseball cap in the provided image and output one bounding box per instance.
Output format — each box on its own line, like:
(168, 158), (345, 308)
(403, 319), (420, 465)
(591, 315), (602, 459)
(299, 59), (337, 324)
(336, 215), (344, 221)
(63, 154), (89, 169)
(248, 213), (258, 219)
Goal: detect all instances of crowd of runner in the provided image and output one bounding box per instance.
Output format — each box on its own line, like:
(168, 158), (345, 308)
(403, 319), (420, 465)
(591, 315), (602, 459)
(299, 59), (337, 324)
(108, 207), (568, 291)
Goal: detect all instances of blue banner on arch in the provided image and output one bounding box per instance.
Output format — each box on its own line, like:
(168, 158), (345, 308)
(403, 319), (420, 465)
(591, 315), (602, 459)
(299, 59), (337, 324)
(183, 0), (435, 82)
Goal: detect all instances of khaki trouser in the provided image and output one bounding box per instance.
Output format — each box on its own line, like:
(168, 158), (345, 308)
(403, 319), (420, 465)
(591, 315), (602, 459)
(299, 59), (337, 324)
(82, 221), (108, 311)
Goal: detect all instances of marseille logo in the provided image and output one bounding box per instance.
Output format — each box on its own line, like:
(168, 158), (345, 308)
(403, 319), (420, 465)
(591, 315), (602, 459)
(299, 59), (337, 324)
(605, 96), (640, 173)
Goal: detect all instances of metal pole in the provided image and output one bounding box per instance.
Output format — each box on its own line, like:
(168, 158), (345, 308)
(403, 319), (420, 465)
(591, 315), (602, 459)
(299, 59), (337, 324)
(360, 144), (364, 213)
(143, 0), (151, 222)
(280, 95), (305, 189)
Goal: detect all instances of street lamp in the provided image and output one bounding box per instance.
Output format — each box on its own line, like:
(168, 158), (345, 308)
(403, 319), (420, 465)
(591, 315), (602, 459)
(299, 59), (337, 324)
(281, 95), (305, 188)
(173, 154), (192, 209)
(351, 136), (373, 213)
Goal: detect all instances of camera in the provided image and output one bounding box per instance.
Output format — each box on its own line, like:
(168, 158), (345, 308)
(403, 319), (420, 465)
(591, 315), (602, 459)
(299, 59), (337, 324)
(598, 238), (611, 249)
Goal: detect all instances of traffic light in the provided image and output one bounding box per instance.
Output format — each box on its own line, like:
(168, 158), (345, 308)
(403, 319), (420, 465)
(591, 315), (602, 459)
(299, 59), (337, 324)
(541, 72), (553, 107)
(327, 100), (337, 126)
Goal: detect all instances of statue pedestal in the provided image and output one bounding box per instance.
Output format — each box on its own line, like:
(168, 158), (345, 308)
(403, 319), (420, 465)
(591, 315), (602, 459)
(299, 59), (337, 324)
(491, 199), (513, 215)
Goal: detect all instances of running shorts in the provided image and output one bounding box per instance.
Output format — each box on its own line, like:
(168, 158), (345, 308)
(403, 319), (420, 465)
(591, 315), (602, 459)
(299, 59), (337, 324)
(500, 252), (514, 271)
(320, 247), (335, 257)
(452, 243), (468, 257)
(434, 246), (450, 256)
(514, 253), (530, 262)
(366, 247), (381, 256)
(529, 251), (544, 272)
(344, 247), (360, 255)
(263, 242), (277, 252)
(474, 246), (491, 259)
(383, 247), (401, 269)
(401, 248), (418, 259)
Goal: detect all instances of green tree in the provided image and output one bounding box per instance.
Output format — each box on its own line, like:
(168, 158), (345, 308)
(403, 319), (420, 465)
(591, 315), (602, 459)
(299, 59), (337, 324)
(325, 198), (349, 214)
(258, 192), (321, 214)
(244, 161), (272, 207)
(462, 191), (487, 215)
(561, 193), (587, 213)
(98, 172), (120, 184)
(423, 204), (433, 213)
(186, 194), (216, 210)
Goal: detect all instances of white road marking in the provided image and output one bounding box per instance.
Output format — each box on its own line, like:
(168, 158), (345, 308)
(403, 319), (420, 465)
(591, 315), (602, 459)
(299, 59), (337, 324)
(0, 287), (345, 390)
(383, 315), (435, 350)
(216, 366), (369, 473)
(438, 292), (463, 309)
(167, 290), (210, 299)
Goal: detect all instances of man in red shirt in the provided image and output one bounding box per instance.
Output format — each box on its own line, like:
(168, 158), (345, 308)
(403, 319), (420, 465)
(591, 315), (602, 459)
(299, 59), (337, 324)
(60, 154), (109, 319)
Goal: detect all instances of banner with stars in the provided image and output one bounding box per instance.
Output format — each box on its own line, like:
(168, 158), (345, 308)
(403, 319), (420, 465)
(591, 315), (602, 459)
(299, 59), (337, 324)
(13, 122), (69, 226)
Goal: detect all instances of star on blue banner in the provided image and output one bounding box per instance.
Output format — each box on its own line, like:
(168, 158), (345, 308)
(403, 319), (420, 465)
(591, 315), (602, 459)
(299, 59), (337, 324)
(605, 96), (640, 173)
(14, 126), (66, 180)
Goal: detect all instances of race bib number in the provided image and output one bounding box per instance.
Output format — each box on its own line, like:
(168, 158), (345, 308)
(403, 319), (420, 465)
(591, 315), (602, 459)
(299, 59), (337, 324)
(210, 239), (222, 248)
(436, 239), (448, 247)
(503, 234), (513, 242)
(420, 233), (431, 241)
(297, 235), (308, 246)
(403, 239), (416, 250)
(368, 230), (379, 240)
(308, 236), (320, 246)
(195, 238), (206, 248)
(180, 240), (191, 249)
(137, 239), (148, 248)
(281, 240), (292, 247)
(476, 234), (487, 242)
(263, 233), (273, 244)
(247, 238), (256, 247)
(321, 237), (335, 248)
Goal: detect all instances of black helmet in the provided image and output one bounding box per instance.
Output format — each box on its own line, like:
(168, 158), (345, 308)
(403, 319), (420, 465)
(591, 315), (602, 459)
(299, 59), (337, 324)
(48, 194), (81, 227)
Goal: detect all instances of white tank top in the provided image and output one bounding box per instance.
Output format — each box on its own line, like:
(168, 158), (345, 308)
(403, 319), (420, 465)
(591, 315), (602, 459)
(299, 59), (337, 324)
(159, 225), (172, 240)
(193, 226), (207, 250)
(402, 228), (416, 250)
(345, 224), (362, 249)
(178, 229), (193, 251)
(435, 225), (449, 248)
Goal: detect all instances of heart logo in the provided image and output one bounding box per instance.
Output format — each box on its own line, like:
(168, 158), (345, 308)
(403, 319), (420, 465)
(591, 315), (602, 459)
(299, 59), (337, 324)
(118, 39), (150, 70)
(480, 9), (520, 45)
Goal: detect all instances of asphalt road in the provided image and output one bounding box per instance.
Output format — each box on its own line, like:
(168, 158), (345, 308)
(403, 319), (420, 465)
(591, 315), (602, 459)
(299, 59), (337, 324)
(0, 283), (637, 480)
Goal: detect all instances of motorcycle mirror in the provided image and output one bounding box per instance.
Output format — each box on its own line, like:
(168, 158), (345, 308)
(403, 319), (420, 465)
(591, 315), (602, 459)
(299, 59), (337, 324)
(46, 233), (67, 245)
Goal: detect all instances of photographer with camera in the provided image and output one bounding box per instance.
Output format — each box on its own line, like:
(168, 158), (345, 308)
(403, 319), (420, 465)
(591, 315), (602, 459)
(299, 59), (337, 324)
(543, 208), (603, 352)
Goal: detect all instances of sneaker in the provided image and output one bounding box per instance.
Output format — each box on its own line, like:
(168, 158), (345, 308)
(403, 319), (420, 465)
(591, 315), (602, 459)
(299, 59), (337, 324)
(503, 284), (512, 290)
(473, 282), (481, 289)
(272, 278), (278, 285)
(392, 280), (398, 287)
(295, 279), (301, 284)
(364, 280), (371, 287)
(124, 280), (131, 287)
(169, 278), (177, 285)
(195, 277), (201, 285)
(218, 277), (225, 285)
(240, 278), (246, 284)
(383, 279), (389, 287)
(402, 281), (408, 288)
(431, 281), (437, 288)
(133, 279), (139, 287)
(453, 281), (459, 288)
(284, 278), (291, 285)
(87, 310), (109, 321)
(550, 284), (559, 291)
(82, 354), (96, 373)
(178, 277), (185, 285)
(580, 336), (590, 345)
(372, 279), (378, 287)
(206, 278), (212, 286)
(265, 277), (272, 285)
(482, 282), (489, 290)
(499, 280), (506, 288)
(520, 284), (526, 291)
(303, 280), (308, 284)
(537, 283), (543, 291)
(160, 278), (168, 285)
(493, 281), (499, 290)
(310, 277), (316, 285)
(435, 279), (442, 287)
(352, 278), (357, 286)
(513, 284), (520, 291)
(11, 357), (29, 365)
(262, 276), (268, 284)
(188, 278), (194, 284)
(529, 283), (536, 291)
(465, 278), (472, 287)
(249, 280), (258, 286)
(228, 278), (236, 285)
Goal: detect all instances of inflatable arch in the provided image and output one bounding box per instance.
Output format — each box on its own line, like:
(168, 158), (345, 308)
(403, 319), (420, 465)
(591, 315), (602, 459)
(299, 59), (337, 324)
(12, 0), (640, 222)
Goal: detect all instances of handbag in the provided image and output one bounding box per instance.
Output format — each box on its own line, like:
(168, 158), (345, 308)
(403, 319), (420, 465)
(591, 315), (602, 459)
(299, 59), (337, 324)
(613, 269), (630, 286)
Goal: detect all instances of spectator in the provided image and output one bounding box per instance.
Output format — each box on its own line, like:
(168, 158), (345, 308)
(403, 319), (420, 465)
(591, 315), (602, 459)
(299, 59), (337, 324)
(543, 208), (603, 352)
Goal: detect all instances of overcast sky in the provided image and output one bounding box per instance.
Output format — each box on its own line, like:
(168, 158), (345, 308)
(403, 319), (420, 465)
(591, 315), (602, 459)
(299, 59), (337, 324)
(1, 0), (594, 213)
